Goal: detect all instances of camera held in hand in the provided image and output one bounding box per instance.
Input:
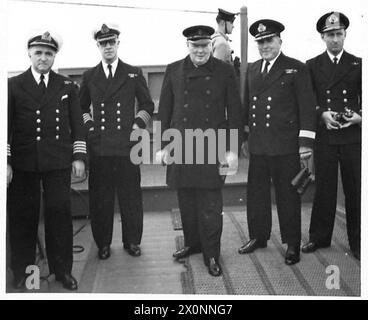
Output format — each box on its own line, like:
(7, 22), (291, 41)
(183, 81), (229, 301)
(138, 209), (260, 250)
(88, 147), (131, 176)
(333, 107), (354, 124)
(291, 167), (312, 195)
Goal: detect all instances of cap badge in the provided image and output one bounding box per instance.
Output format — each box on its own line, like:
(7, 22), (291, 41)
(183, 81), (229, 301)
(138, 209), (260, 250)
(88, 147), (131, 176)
(328, 14), (339, 24)
(258, 23), (266, 33)
(101, 24), (110, 34)
(41, 31), (51, 41)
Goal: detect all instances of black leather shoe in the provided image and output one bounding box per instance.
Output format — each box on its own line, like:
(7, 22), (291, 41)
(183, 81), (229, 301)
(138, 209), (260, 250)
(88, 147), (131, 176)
(55, 273), (78, 291)
(13, 274), (26, 290)
(124, 244), (141, 257)
(208, 258), (222, 277)
(285, 245), (300, 265)
(173, 246), (201, 259)
(301, 241), (329, 253)
(98, 246), (111, 260)
(238, 239), (267, 254)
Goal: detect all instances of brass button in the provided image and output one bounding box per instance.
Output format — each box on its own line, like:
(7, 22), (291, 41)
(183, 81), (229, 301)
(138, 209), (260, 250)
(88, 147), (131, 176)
(36, 136), (41, 141)
(266, 105), (271, 110)
(267, 97), (272, 101)
(252, 105), (256, 109)
(101, 103), (104, 107)
(184, 104), (189, 108)
(252, 122), (256, 126)
(117, 102), (121, 107)
(36, 110), (40, 115)
(56, 135), (59, 140)
(36, 118), (41, 123)
(344, 98), (348, 103)
(36, 127), (41, 132)
(101, 126), (105, 130)
(101, 118), (105, 123)
(266, 114), (270, 119)
(327, 108), (331, 111)
(56, 109), (60, 114)
(326, 90), (330, 94)
(252, 114), (256, 118)
(327, 99), (331, 103)
(253, 96), (257, 101)
(101, 110), (105, 115)
(205, 104), (210, 109)
(183, 118), (187, 122)
(56, 126), (60, 131)
(56, 117), (60, 122)
(117, 118), (121, 122)
(266, 123), (270, 127)
(206, 89), (211, 95)
(184, 90), (188, 95)
(205, 76), (211, 81)
(205, 118), (209, 122)
(117, 110), (121, 114)
(117, 125), (121, 130)
(343, 90), (347, 94)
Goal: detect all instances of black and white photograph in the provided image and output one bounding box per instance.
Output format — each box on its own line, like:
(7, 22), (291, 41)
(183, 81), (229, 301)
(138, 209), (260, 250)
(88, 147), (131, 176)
(1, 0), (366, 300)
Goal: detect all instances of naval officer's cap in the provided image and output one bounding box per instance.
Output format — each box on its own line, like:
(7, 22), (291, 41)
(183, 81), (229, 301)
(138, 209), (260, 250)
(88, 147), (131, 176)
(217, 8), (236, 23)
(183, 25), (215, 44)
(27, 30), (62, 52)
(316, 12), (349, 33)
(249, 19), (285, 41)
(93, 23), (120, 42)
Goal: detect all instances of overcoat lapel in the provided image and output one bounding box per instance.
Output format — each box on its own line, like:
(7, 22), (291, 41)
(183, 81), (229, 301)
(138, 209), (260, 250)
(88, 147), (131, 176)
(103, 60), (129, 99)
(20, 68), (43, 105)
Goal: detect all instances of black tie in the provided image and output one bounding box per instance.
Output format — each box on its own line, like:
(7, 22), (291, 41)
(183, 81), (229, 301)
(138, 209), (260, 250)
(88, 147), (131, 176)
(333, 57), (338, 65)
(107, 64), (113, 80)
(262, 61), (270, 79)
(39, 74), (46, 95)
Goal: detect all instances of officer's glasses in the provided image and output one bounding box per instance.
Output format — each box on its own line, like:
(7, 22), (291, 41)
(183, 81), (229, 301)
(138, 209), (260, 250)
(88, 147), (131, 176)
(98, 39), (117, 47)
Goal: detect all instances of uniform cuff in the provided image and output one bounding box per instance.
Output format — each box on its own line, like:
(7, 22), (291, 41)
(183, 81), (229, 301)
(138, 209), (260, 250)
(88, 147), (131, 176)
(135, 110), (151, 128)
(299, 137), (314, 149)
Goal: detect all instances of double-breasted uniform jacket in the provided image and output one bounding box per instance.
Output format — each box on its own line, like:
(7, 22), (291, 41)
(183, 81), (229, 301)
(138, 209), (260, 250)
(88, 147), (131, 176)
(158, 55), (242, 189)
(79, 59), (154, 156)
(211, 32), (233, 65)
(8, 68), (87, 171)
(244, 53), (316, 154)
(306, 51), (362, 145)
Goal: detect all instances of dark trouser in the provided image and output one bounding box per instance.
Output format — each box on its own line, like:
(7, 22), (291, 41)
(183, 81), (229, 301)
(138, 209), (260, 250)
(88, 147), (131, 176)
(89, 156), (143, 249)
(8, 169), (73, 278)
(309, 143), (361, 253)
(177, 188), (223, 263)
(247, 153), (301, 246)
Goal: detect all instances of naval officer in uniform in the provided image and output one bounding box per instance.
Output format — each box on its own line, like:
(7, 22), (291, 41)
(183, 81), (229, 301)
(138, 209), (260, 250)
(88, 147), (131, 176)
(156, 25), (242, 276)
(302, 12), (361, 260)
(238, 20), (316, 265)
(211, 8), (237, 65)
(80, 23), (154, 260)
(7, 31), (86, 290)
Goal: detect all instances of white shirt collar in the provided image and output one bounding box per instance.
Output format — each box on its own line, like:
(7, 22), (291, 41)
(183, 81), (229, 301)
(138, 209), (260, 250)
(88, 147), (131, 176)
(262, 51), (282, 72)
(102, 58), (119, 78)
(327, 49), (344, 64)
(31, 67), (49, 86)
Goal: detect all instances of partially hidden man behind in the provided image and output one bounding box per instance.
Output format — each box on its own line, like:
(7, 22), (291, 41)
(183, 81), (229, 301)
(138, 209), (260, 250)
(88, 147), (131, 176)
(239, 20), (316, 265)
(80, 23), (154, 260)
(211, 8), (236, 65)
(302, 12), (361, 260)
(156, 25), (242, 276)
(7, 31), (86, 290)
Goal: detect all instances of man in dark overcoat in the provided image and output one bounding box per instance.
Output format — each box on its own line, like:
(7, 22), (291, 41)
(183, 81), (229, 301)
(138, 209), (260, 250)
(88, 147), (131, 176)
(156, 25), (242, 276)
(7, 31), (86, 290)
(238, 19), (316, 265)
(302, 12), (362, 260)
(79, 23), (154, 260)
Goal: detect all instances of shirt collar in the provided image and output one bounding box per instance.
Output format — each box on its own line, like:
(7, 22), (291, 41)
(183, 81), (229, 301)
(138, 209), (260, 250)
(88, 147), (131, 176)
(102, 58), (119, 78)
(327, 49), (344, 64)
(262, 50), (281, 72)
(31, 67), (50, 86)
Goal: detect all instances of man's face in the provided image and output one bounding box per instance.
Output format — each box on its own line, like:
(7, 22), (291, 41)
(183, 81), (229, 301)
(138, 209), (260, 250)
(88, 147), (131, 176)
(257, 36), (282, 61)
(97, 38), (119, 63)
(225, 21), (234, 34)
(187, 41), (212, 66)
(321, 29), (346, 55)
(28, 46), (56, 74)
